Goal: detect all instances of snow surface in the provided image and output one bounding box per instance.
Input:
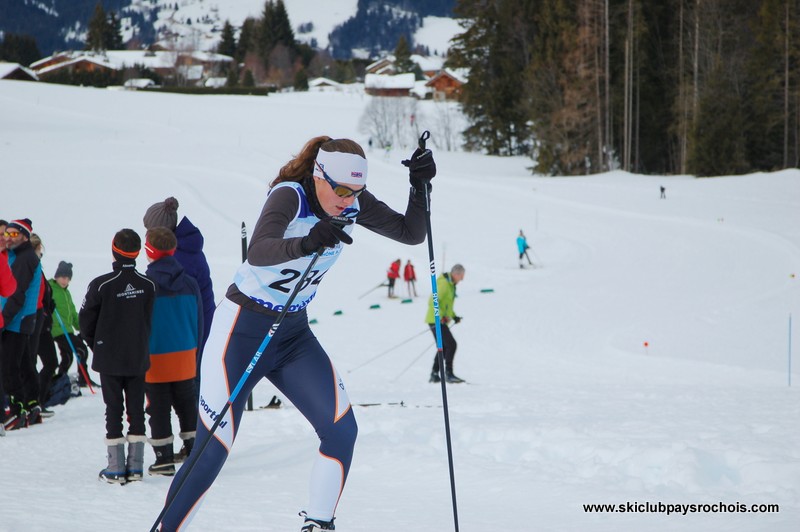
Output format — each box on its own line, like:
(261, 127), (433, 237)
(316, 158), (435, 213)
(0, 80), (798, 532)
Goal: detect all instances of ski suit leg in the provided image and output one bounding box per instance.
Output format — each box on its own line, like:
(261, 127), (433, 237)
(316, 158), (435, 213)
(159, 300), (271, 532)
(267, 326), (358, 521)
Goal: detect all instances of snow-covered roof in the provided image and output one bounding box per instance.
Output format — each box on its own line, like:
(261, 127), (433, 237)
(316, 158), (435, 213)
(425, 68), (468, 86)
(364, 73), (415, 90)
(309, 77), (343, 89)
(31, 50), (233, 73)
(35, 55), (118, 76)
(0, 62), (39, 80)
(123, 78), (155, 89)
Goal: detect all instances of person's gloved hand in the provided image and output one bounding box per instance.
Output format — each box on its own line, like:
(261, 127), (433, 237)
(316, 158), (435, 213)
(302, 217), (353, 254)
(402, 148), (436, 193)
(453, 316), (462, 324)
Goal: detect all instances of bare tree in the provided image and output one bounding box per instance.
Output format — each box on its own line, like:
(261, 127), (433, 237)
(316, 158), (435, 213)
(358, 97), (419, 150)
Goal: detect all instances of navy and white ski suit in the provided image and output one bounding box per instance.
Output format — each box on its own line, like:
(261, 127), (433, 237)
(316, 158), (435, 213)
(160, 178), (427, 530)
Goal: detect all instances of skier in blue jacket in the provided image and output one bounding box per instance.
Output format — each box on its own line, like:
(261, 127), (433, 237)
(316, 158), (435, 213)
(156, 135), (436, 532)
(517, 229), (533, 268)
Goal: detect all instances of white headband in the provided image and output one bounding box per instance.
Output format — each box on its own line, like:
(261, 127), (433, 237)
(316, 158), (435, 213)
(313, 150), (368, 186)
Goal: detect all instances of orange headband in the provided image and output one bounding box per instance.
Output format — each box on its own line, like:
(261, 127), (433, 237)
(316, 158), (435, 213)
(112, 242), (140, 259)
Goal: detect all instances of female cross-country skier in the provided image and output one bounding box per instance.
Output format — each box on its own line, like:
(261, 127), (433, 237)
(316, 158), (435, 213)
(156, 136), (436, 532)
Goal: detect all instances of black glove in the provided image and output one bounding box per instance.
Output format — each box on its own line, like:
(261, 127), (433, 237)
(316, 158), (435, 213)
(402, 148), (436, 193)
(453, 316), (462, 324)
(302, 217), (353, 254)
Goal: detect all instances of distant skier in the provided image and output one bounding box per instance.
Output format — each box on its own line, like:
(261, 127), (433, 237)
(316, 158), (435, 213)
(660, 186), (666, 199)
(517, 229), (533, 268)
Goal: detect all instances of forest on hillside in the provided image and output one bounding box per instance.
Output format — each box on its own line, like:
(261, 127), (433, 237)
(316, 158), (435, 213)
(448, 0), (800, 176)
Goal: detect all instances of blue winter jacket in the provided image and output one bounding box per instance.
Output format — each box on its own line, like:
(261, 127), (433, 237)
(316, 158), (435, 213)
(174, 216), (215, 350)
(1, 241), (42, 334)
(145, 255), (203, 383)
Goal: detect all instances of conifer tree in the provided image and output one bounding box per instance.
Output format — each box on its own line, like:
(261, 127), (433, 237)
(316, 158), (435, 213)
(394, 34), (414, 73)
(218, 20), (237, 57)
(86, 2), (108, 51)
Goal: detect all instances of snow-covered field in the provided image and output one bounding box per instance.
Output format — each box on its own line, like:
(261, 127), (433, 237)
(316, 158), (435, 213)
(0, 80), (798, 532)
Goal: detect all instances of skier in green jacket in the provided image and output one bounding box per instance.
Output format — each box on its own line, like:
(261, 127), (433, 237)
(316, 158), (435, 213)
(425, 263), (466, 383)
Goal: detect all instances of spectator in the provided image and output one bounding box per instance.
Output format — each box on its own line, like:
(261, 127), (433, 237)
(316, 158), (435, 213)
(1, 218), (43, 425)
(143, 197), (214, 352)
(80, 229), (155, 484)
(50, 260), (96, 387)
(426, 263), (466, 384)
(27, 234), (56, 417)
(0, 220), (19, 432)
(143, 227), (202, 477)
(403, 259), (417, 297)
(387, 258), (401, 298)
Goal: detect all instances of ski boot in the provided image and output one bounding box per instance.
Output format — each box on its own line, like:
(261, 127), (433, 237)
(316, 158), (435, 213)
(429, 371), (441, 383)
(445, 372), (465, 384)
(300, 511), (335, 531)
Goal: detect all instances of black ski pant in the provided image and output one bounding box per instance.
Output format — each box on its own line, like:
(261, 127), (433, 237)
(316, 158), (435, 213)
(100, 373), (146, 440)
(37, 315), (58, 405)
(429, 323), (457, 374)
(145, 378), (197, 441)
(25, 309), (48, 406)
(2, 329), (38, 407)
(54, 333), (89, 378)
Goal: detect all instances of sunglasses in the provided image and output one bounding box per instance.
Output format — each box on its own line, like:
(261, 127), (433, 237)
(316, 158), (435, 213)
(315, 161), (366, 199)
(3, 230), (20, 237)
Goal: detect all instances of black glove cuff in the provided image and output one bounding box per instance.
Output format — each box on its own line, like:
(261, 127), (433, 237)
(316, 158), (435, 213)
(410, 181), (432, 197)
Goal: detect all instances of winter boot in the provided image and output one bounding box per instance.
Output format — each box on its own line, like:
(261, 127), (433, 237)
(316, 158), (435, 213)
(2, 405), (24, 431)
(148, 437), (176, 476)
(299, 511), (335, 531)
(445, 371), (465, 384)
(99, 438), (127, 484)
(174, 431), (196, 464)
(26, 401), (43, 425)
(126, 434), (147, 481)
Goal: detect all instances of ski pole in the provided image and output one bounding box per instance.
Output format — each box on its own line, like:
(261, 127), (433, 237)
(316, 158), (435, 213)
(52, 309), (95, 395)
(348, 327), (431, 373)
(242, 222), (254, 412)
(391, 322), (459, 382)
(405, 130), (460, 531)
(150, 217), (353, 532)
(357, 280), (388, 300)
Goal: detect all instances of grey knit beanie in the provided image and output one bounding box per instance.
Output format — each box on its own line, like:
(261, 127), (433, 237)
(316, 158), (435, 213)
(55, 261), (73, 279)
(143, 197), (180, 231)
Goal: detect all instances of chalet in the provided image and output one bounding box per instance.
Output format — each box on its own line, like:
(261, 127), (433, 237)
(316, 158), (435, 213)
(425, 69), (467, 101)
(0, 62), (39, 81)
(364, 73), (415, 97)
(30, 50), (232, 85)
(308, 77), (344, 91)
(365, 56), (396, 76)
(34, 55), (118, 81)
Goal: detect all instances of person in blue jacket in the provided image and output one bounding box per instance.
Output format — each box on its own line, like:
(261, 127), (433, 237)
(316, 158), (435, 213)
(1, 218), (43, 424)
(517, 229), (533, 268)
(144, 227), (203, 478)
(144, 197), (215, 352)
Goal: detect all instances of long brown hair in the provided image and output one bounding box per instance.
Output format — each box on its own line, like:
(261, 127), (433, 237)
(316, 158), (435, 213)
(270, 136), (366, 188)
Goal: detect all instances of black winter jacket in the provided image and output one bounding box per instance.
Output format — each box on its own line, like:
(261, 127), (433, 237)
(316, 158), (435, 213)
(79, 260), (156, 376)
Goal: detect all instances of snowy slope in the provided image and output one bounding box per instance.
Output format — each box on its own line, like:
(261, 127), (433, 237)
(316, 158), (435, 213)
(0, 80), (798, 532)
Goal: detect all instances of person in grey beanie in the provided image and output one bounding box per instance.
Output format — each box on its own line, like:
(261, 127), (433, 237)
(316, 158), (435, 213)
(143, 198), (215, 357)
